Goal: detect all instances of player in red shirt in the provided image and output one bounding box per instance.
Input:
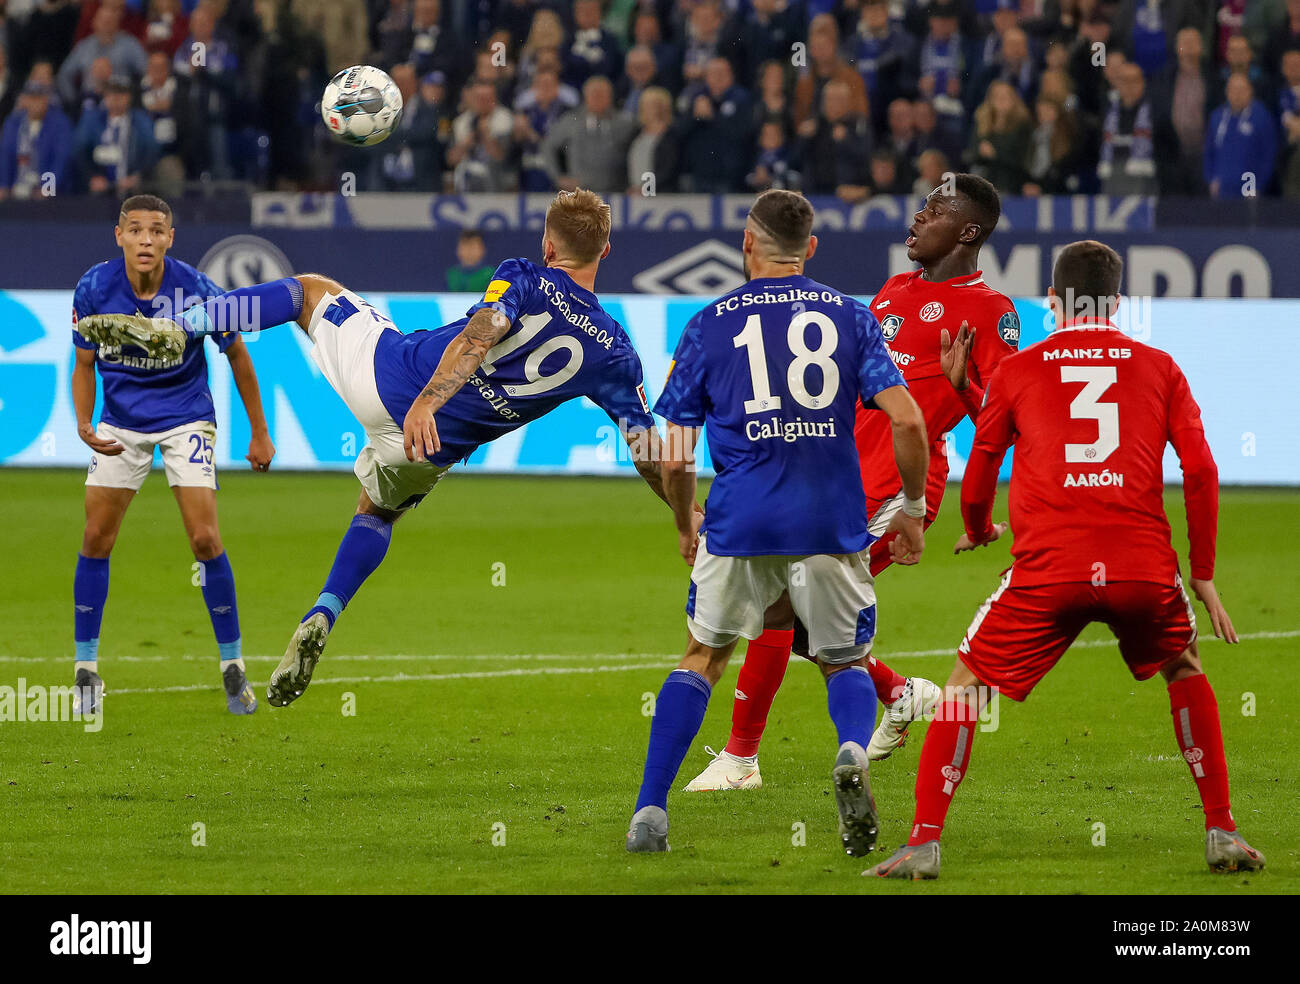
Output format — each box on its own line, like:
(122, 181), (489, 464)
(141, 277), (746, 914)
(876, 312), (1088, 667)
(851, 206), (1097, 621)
(867, 240), (1265, 879)
(686, 174), (1022, 792)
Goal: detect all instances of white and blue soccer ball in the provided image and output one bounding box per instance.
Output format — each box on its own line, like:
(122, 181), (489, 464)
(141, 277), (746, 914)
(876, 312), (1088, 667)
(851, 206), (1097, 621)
(321, 65), (403, 147)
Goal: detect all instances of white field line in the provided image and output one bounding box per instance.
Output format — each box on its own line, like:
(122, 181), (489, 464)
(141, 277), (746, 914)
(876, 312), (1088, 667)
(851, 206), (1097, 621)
(7, 629), (1291, 698)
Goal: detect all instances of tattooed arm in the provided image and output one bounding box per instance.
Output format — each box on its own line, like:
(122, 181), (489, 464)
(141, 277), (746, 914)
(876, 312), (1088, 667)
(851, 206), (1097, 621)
(402, 307), (512, 462)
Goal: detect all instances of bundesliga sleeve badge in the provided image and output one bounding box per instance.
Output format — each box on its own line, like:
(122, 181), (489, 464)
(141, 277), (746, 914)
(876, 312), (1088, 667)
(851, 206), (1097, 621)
(998, 310), (1021, 347)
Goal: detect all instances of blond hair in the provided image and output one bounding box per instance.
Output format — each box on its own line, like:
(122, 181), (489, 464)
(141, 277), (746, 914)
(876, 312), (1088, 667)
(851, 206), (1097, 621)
(545, 189), (611, 264)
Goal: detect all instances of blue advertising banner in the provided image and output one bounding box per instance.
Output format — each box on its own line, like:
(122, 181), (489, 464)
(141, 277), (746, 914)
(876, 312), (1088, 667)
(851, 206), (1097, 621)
(2, 291), (1296, 486)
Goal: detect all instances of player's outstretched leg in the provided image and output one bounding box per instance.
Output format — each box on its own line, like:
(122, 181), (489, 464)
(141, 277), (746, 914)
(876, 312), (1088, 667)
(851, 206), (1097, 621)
(628, 638), (735, 852)
(75, 312), (188, 362)
(865, 665), (985, 879)
(1163, 653), (1265, 872)
(824, 664), (880, 856)
(683, 626), (793, 791)
(867, 672), (943, 761)
(268, 508), (396, 707)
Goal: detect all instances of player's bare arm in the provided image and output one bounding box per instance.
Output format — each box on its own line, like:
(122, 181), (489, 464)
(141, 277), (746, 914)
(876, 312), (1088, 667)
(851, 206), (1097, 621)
(872, 384), (928, 565)
(403, 307), (513, 462)
(224, 337), (276, 471)
(622, 426), (674, 506)
(662, 422), (704, 564)
(71, 346), (124, 456)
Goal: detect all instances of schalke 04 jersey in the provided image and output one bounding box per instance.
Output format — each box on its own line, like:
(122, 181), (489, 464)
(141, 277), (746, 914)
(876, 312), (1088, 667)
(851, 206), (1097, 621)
(373, 257), (655, 466)
(72, 257), (234, 433)
(656, 275), (906, 556)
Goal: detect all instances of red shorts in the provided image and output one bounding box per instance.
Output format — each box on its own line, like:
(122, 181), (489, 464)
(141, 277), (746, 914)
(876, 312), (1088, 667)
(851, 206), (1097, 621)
(866, 454), (948, 576)
(957, 572), (1198, 702)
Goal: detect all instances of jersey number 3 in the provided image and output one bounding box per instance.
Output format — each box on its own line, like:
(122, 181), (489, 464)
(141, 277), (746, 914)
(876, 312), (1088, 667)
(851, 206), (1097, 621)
(1061, 365), (1119, 463)
(733, 312), (840, 413)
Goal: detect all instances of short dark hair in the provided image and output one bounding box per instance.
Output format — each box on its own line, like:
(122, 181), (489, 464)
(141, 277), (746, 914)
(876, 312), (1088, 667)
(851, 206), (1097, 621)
(953, 173), (1000, 247)
(458, 229), (484, 244)
(119, 194), (172, 225)
(748, 189), (814, 257)
(1053, 239), (1123, 317)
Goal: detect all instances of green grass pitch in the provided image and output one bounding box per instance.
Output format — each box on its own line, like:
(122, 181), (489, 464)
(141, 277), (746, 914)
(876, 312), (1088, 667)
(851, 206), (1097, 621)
(0, 469), (1295, 894)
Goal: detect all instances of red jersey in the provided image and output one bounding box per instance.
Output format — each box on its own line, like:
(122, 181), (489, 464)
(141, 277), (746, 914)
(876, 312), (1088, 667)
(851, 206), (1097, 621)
(961, 319), (1219, 586)
(855, 269), (1019, 513)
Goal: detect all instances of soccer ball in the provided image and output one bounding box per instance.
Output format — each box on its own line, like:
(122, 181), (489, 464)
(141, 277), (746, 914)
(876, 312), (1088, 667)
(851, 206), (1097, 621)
(321, 65), (403, 147)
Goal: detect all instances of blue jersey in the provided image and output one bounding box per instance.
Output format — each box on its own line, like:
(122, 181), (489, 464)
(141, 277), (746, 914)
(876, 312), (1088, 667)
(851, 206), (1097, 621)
(373, 257), (655, 466)
(655, 275), (905, 556)
(73, 256), (234, 433)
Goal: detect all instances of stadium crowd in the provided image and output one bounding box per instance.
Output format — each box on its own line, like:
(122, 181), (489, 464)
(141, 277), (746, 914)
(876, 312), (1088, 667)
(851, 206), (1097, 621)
(1, 0), (1298, 199)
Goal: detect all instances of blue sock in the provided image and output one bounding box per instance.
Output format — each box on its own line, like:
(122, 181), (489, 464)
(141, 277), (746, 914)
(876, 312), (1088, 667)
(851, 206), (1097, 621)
(198, 552), (241, 663)
(826, 665), (877, 749)
(183, 277), (304, 335)
(635, 669), (713, 812)
(305, 514), (393, 627)
(74, 554), (110, 663)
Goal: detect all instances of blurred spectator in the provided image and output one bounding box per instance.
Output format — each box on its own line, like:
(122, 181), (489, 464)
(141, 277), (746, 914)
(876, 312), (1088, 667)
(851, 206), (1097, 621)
(376, 0), (414, 67)
(846, 0), (916, 133)
(732, 0), (803, 90)
(630, 10), (680, 93)
(1152, 26), (1212, 195)
(912, 94), (963, 165)
(1023, 94), (1079, 193)
(517, 7), (564, 91)
(143, 0), (188, 58)
(801, 77), (871, 201)
(74, 75), (158, 194)
(870, 146), (909, 193)
(753, 59), (793, 137)
(912, 146), (951, 195)
(497, 0), (539, 51)
(918, 1), (964, 113)
(140, 49), (181, 181)
(57, 3), (148, 108)
(379, 64), (447, 191)
(1204, 72), (1277, 198)
(973, 26), (1037, 107)
(473, 39), (516, 104)
(967, 79), (1032, 193)
(292, 0), (369, 74)
(173, 1), (238, 180)
(1215, 0), (1247, 63)
(396, 0), (466, 86)
(1099, 61), (1158, 195)
(514, 66), (578, 190)
(13, 1), (81, 85)
(794, 15), (868, 135)
(626, 85), (679, 194)
(448, 77), (513, 191)
(1111, 0), (1205, 80)
(680, 56), (753, 192)
(885, 97), (918, 165)
(563, 0), (620, 90)
(445, 229), (494, 291)
(74, 1), (147, 44)
(746, 117), (800, 191)
(541, 74), (635, 192)
(1280, 47), (1300, 198)
(1263, 0), (1300, 72)
(680, 0), (725, 91)
(618, 44), (658, 117)
(0, 80), (73, 199)
(1221, 35), (1271, 108)
(76, 56), (115, 118)
(979, 3), (1021, 66)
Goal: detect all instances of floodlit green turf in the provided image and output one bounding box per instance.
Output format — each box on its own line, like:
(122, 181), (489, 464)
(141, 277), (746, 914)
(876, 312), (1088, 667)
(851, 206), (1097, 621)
(0, 469), (1295, 894)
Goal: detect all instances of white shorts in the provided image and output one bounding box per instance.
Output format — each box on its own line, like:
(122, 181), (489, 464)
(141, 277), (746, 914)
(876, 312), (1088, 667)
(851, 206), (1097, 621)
(867, 490), (905, 537)
(685, 533), (878, 664)
(85, 420), (218, 490)
(306, 288), (450, 511)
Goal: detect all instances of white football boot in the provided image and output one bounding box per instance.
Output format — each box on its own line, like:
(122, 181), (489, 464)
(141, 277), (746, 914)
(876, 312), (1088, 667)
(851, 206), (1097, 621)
(683, 746), (762, 791)
(867, 676), (942, 761)
(267, 612), (330, 707)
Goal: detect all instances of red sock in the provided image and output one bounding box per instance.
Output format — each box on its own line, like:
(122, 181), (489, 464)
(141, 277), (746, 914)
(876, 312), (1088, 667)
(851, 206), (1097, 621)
(908, 701), (978, 846)
(724, 628), (794, 758)
(1168, 673), (1235, 832)
(866, 654), (908, 705)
